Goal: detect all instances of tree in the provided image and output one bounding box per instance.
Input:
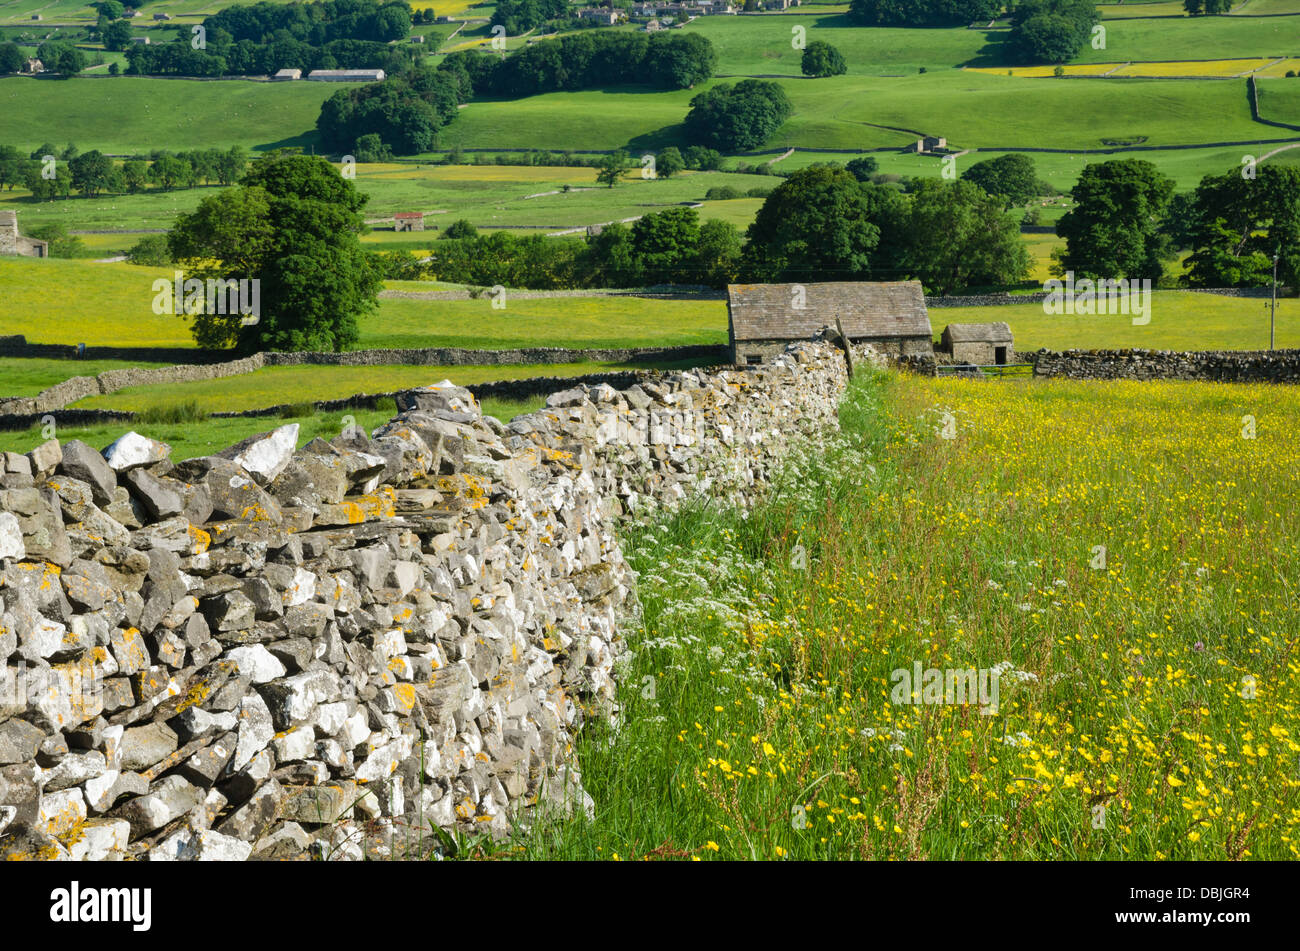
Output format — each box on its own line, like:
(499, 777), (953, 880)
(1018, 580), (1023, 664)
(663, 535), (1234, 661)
(683, 80), (792, 152)
(742, 164), (881, 282)
(631, 206), (701, 283)
(128, 234), (172, 266)
(150, 153), (192, 190)
(961, 154), (1040, 208)
(97, 0), (125, 19)
(684, 145), (723, 170)
(0, 42), (24, 75)
(1007, 0), (1099, 65)
(596, 151), (630, 188)
(845, 156), (879, 182)
(0, 146), (26, 190)
(102, 20), (134, 52)
(69, 150), (114, 197)
(801, 40), (847, 78)
(36, 42), (86, 76)
(1055, 159), (1175, 282)
(442, 219), (478, 240)
(655, 147), (685, 179)
(168, 153), (382, 351)
(1184, 165), (1300, 291)
(30, 223), (86, 256)
(122, 160), (148, 193)
(897, 179), (1031, 294)
(693, 218), (743, 287)
(579, 222), (639, 287)
(215, 146), (247, 185)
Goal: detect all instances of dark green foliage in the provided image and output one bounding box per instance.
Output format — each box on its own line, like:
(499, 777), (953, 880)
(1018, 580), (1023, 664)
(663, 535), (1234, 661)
(168, 153), (382, 352)
(848, 0), (1000, 26)
(961, 153), (1040, 208)
(801, 40), (847, 78)
(845, 156), (879, 182)
(1055, 159), (1176, 282)
(127, 234), (173, 266)
(683, 80), (792, 152)
(316, 65), (464, 155)
(1007, 0), (1100, 65)
(1184, 165), (1300, 290)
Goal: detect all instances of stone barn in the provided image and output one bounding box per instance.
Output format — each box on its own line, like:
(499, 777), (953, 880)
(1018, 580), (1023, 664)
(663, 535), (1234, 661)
(0, 211), (48, 258)
(727, 281), (932, 365)
(940, 322), (1014, 365)
(394, 212), (425, 232)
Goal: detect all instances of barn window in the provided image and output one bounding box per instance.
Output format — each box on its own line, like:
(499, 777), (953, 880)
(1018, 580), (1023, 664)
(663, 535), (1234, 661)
(746, 355), (762, 365)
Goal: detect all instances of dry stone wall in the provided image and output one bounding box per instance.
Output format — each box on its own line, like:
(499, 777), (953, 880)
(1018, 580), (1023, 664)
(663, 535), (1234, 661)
(0, 339), (857, 861)
(1032, 348), (1300, 383)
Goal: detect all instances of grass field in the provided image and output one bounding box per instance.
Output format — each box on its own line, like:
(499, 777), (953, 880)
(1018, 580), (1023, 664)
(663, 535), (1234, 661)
(968, 58), (1283, 79)
(0, 257), (730, 347)
(69, 359), (699, 413)
(0, 357), (168, 396)
(939, 291), (1298, 352)
(517, 369), (1300, 859)
(0, 76), (341, 154)
(0, 162), (782, 235)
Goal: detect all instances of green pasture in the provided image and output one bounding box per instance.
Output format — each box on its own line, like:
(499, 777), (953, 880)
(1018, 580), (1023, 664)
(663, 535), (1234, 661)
(939, 290), (1299, 351)
(0, 257), (730, 348)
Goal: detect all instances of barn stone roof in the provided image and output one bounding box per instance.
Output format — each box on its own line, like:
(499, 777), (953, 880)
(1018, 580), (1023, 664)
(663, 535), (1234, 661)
(942, 322), (1013, 344)
(727, 281), (930, 342)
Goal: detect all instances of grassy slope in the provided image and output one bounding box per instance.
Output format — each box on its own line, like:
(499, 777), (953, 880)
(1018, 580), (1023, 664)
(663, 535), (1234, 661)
(0, 76), (341, 153)
(518, 370), (1300, 859)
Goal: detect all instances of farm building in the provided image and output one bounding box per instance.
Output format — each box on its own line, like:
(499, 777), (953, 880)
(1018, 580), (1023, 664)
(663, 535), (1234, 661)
(272, 68), (302, 80)
(726, 281), (932, 365)
(307, 69), (385, 82)
(22, 58), (42, 74)
(0, 211), (49, 259)
(913, 135), (947, 153)
(939, 322), (1014, 365)
(130, 36), (150, 44)
(394, 212), (425, 232)
(153, 12), (171, 19)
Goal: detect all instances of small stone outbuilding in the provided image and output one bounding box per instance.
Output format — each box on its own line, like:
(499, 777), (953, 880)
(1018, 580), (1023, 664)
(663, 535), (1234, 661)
(940, 322), (1014, 365)
(727, 281), (932, 365)
(394, 212), (425, 232)
(0, 211), (48, 258)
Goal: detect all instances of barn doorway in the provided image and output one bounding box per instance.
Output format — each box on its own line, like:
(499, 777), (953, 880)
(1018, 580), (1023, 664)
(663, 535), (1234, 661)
(994, 346), (1007, 365)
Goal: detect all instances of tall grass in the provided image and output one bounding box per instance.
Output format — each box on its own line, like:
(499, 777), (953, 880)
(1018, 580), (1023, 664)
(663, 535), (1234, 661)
(513, 370), (1300, 860)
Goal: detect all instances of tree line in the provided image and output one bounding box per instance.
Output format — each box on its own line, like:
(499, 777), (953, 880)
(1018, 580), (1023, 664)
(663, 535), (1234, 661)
(0, 144), (248, 198)
(123, 0), (423, 76)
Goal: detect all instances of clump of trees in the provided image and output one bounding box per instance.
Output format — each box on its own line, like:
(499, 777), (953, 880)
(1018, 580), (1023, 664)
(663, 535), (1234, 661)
(741, 164), (1029, 293)
(960, 153), (1041, 209)
(801, 40), (847, 78)
(125, 0), (422, 76)
(445, 31), (716, 98)
(848, 0), (1000, 26)
(491, 0), (569, 34)
(316, 65), (465, 155)
(1183, 0), (1232, 13)
(1183, 165), (1299, 290)
(683, 80), (792, 152)
(1007, 0), (1101, 65)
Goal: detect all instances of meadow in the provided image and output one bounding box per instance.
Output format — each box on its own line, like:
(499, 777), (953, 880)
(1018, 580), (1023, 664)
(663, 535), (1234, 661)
(939, 291), (1299, 352)
(68, 359), (698, 414)
(514, 368), (1300, 859)
(0, 258), (730, 347)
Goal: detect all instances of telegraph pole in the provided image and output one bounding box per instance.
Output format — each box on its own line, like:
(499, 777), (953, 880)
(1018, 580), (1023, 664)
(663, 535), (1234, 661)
(1271, 246), (1279, 351)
